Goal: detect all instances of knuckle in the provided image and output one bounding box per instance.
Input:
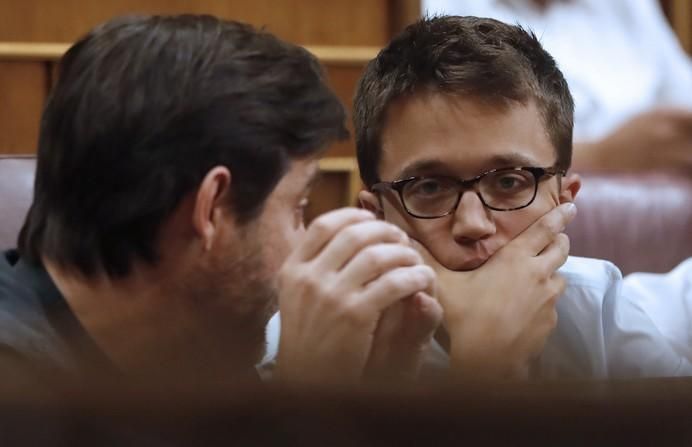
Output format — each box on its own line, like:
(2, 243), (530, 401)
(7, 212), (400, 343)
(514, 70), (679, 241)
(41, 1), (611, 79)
(339, 300), (370, 327)
(295, 270), (328, 297)
(378, 274), (412, 298)
(558, 234), (571, 254)
(530, 263), (548, 282)
(536, 216), (557, 235)
(362, 246), (388, 266)
(552, 276), (567, 296)
(309, 217), (333, 238)
(341, 225), (368, 246)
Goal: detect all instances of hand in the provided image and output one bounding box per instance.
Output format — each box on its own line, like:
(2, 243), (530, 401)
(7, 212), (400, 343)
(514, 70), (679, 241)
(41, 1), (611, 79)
(412, 203), (576, 381)
(575, 108), (692, 173)
(276, 208), (438, 386)
(363, 291), (443, 384)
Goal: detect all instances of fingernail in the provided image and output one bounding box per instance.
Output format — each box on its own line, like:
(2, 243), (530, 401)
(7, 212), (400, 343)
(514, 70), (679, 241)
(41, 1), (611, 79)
(564, 202), (577, 217)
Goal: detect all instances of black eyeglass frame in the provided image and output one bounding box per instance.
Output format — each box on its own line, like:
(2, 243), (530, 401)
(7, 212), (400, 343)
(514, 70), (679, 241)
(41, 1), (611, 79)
(371, 166), (566, 219)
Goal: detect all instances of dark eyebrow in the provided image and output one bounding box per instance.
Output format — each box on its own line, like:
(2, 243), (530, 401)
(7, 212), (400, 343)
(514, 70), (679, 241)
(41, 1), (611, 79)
(482, 153), (542, 169)
(395, 152), (545, 180)
(396, 159), (451, 180)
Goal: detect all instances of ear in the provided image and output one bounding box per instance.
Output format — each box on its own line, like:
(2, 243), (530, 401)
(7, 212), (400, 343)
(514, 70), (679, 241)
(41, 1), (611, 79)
(358, 189), (384, 219)
(192, 166), (232, 251)
(559, 173), (581, 203)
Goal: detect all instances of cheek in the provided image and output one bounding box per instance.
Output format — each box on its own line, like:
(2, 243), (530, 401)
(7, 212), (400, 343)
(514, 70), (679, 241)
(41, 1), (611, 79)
(382, 201), (454, 253)
(494, 192), (557, 239)
(251, 210), (305, 278)
(382, 200), (436, 242)
(271, 212), (305, 266)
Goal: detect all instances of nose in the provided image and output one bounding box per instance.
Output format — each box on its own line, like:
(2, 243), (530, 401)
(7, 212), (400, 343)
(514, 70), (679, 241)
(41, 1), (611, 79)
(451, 191), (496, 243)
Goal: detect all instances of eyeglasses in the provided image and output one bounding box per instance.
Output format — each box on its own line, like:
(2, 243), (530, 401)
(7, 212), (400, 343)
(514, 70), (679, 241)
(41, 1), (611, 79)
(371, 166), (565, 219)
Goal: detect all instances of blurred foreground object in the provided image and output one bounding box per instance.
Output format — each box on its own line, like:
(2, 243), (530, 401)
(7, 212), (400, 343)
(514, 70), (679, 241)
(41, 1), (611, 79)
(422, 0), (692, 173)
(0, 375), (692, 446)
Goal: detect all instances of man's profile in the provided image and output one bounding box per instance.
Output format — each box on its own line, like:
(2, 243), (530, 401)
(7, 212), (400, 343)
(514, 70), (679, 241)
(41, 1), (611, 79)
(0, 14), (445, 383)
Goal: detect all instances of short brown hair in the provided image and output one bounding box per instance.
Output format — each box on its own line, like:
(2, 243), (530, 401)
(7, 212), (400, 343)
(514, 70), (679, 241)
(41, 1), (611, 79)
(353, 15), (574, 187)
(20, 15), (347, 277)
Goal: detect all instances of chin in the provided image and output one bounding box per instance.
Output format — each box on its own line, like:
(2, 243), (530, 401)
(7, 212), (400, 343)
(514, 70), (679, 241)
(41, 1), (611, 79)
(449, 256), (490, 271)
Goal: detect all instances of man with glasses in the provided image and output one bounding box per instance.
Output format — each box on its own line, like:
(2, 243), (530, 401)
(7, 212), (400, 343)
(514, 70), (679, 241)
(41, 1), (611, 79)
(351, 15), (691, 379)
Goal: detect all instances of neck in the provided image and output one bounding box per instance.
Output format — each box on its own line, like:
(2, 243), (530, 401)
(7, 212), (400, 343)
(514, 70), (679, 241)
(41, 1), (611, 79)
(44, 260), (261, 382)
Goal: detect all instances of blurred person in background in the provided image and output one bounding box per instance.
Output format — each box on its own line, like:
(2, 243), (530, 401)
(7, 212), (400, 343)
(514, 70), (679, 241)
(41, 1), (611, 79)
(422, 0), (692, 174)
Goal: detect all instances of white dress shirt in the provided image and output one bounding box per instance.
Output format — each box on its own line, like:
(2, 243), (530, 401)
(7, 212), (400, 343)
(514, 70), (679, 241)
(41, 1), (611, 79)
(421, 0), (692, 141)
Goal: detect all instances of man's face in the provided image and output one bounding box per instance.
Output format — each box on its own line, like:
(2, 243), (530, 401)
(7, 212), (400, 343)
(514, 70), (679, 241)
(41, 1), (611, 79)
(248, 158), (318, 284)
(212, 157), (318, 314)
(181, 158), (318, 366)
(363, 93), (579, 271)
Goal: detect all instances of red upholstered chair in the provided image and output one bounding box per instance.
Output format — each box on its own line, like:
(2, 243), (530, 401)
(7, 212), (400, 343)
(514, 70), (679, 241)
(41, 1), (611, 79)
(566, 171), (692, 275)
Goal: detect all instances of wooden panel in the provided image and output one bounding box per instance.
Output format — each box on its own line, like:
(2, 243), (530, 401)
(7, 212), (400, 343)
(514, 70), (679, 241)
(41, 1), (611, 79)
(324, 65), (367, 158)
(0, 0), (391, 46)
(0, 61), (46, 154)
(305, 172), (350, 223)
(0, 44), (366, 217)
(0, 45), (371, 158)
(660, 0), (692, 53)
(388, 0), (421, 37)
(671, 0), (692, 53)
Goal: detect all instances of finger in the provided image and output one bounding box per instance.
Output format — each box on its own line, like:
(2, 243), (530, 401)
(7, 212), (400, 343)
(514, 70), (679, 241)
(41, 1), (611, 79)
(313, 220), (409, 273)
(534, 232), (570, 277)
(292, 208), (374, 262)
(405, 292), (444, 344)
(375, 293), (443, 346)
(550, 272), (567, 301)
(359, 265), (435, 311)
(365, 293), (442, 382)
(500, 203), (576, 258)
(337, 243), (422, 288)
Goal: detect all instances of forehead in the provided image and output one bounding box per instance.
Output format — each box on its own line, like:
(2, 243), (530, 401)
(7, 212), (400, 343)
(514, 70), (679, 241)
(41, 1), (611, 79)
(378, 92), (555, 180)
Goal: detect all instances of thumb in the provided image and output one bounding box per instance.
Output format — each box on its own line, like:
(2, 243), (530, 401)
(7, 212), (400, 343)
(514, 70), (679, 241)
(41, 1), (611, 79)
(405, 292), (444, 344)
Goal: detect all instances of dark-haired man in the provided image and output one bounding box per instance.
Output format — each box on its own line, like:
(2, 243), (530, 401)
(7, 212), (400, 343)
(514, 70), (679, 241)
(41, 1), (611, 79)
(0, 15), (444, 383)
(0, 14), (577, 385)
(350, 16), (691, 379)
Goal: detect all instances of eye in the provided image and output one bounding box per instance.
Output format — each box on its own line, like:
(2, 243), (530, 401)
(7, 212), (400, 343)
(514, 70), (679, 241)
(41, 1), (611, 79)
(407, 178), (447, 197)
(498, 176), (518, 189)
(489, 172), (532, 193)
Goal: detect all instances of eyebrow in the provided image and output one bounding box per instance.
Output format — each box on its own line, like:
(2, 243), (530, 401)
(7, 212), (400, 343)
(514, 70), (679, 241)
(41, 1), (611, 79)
(395, 152), (544, 180)
(397, 159), (451, 180)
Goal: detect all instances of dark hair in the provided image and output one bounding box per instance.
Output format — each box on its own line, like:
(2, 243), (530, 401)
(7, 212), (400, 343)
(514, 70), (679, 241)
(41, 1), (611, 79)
(19, 14), (348, 277)
(353, 15), (574, 187)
